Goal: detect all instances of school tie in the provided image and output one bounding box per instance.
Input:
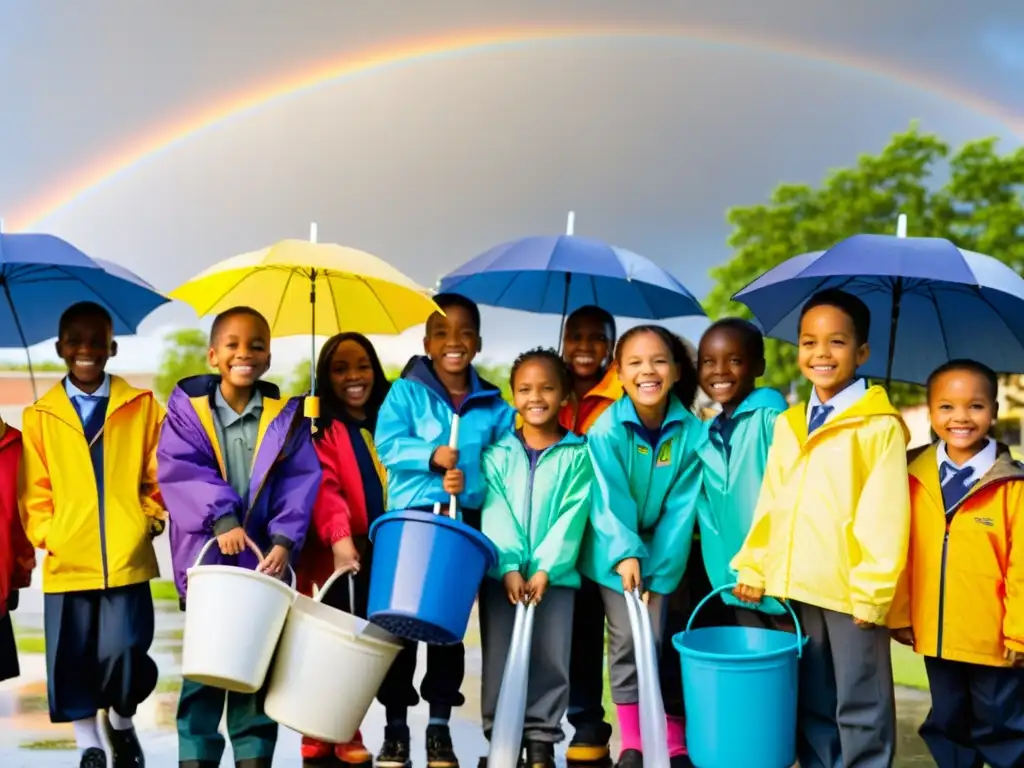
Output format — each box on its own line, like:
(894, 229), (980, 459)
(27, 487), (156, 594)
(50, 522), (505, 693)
(808, 404), (833, 434)
(940, 461), (976, 512)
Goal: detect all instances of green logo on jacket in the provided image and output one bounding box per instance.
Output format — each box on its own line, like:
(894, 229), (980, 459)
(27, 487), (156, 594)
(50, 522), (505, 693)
(656, 440), (672, 466)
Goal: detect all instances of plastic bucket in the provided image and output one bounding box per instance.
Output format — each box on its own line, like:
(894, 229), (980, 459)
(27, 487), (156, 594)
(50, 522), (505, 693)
(264, 570), (403, 742)
(181, 537), (296, 693)
(672, 584), (805, 768)
(367, 509), (498, 644)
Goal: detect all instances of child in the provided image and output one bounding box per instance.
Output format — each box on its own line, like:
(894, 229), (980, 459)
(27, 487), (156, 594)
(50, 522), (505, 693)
(296, 332), (391, 766)
(1, 414), (34, 684)
(732, 288), (911, 768)
(374, 292), (515, 768)
(479, 348), (593, 768)
(577, 325), (703, 768)
(558, 305), (622, 764)
(19, 301), (165, 768)
(888, 360), (1024, 768)
(157, 306), (321, 768)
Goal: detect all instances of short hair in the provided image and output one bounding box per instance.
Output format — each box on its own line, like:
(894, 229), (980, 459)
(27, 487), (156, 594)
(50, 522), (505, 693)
(614, 325), (699, 409)
(59, 301), (112, 336)
(927, 359), (999, 404)
(565, 305), (617, 344)
(702, 318), (764, 360)
(429, 292), (481, 333)
(799, 289), (871, 346)
(510, 347), (571, 393)
(210, 306), (270, 345)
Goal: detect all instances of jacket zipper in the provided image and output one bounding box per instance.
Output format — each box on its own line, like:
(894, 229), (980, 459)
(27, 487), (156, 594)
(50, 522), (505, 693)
(520, 441), (556, 571)
(89, 426), (110, 589)
(937, 525), (950, 657)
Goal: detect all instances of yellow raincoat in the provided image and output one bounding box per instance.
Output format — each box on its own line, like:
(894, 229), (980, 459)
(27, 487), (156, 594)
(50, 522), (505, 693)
(888, 444), (1024, 666)
(19, 376), (165, 593)
(731, 385), (911, 624)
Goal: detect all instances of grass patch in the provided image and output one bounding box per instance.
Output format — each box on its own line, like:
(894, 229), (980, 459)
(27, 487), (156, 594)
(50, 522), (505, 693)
(20, 739), (76, 750)
(150, 579), (179, 602)
(891, 641), (929, 690)
(155, 677), (181, 695)
(15, 634), (45, 654)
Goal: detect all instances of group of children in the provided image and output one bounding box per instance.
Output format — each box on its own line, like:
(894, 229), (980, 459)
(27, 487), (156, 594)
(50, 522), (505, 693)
(0, 285), (1022, 768)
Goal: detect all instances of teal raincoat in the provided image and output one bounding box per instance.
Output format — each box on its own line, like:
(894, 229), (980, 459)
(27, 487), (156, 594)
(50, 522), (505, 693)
(480, 430), (593, 588)
(578, 395), (702, 595)
(696, 387), (788, 615)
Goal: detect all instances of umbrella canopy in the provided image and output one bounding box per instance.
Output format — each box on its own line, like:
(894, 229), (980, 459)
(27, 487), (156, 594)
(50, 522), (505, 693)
(438, 214), (705, 320)
(732, 222), (1024, 385)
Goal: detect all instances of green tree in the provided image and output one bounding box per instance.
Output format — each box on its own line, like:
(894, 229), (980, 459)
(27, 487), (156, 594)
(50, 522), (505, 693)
(153, 329), (209, 401)
(705, 124), (1024, 405)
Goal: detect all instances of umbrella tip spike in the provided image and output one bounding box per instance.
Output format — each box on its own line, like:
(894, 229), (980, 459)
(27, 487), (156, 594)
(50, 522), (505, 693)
(896, 213), (907, 238)
(309, 222), (318, 243)
(566, 211), (575, 236)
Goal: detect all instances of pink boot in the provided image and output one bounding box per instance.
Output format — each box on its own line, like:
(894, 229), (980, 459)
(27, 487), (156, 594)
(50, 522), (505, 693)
(616, 703), (643, 754)
(667, 715), (687, 757)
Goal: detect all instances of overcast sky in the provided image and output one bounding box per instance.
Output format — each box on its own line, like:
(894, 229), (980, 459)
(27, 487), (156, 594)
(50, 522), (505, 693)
(1, 0), (1021, 374)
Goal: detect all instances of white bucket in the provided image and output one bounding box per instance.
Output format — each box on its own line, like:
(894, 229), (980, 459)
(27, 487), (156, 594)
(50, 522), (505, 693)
(181, 537), (296, 693)
(264, 569), (403, 743)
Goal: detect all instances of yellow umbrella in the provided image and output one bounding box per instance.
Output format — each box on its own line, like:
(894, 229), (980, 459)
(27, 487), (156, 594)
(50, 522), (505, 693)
(171, 223), (439, 418)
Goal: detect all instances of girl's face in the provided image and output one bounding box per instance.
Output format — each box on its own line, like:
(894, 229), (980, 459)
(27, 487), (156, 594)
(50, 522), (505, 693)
(513, 358), (569, 429)
(618, 331), (678, 409)
(562, 314), (612, 380)
(329, 340), (375, 411)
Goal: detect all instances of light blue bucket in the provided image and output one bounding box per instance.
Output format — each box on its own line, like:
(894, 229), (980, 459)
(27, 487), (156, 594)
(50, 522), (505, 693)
(672, 584), (805, 768)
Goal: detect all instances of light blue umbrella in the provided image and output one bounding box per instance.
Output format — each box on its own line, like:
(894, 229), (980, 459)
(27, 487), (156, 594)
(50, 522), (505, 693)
(732, 215), (1024, 385)
(0, 229), (169, 395)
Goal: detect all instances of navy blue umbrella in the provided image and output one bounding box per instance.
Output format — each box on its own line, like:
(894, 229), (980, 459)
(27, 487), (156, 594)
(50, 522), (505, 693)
(732, 217), (1024, 386)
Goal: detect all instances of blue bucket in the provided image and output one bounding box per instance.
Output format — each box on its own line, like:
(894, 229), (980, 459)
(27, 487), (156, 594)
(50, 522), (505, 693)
(367, 510), (498, 645)
(672, 584), (805, 768)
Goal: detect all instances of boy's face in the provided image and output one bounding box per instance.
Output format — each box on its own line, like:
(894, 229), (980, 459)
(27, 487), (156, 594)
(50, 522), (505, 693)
(423, 305), (480, 376)
(798, 304), (869, 401)
(56, 313), (117, 392)
(208, 314), (271, 390)
(929, 369), (996, 458)
(698, 327), (763, 409)
(513, 358), (569, 428)
(562, 314), (612, 381)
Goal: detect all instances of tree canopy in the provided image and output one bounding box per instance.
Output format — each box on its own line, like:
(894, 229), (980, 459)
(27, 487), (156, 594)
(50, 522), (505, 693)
(153, 328), (209, 401)
(704, 124), (1024, 404)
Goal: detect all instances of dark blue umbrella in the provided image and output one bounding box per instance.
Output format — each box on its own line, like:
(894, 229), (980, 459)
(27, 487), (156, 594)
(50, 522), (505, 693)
(437, 213), (705, 321)
(0, 231), (169, 394)
(732, 221), (1024, 385)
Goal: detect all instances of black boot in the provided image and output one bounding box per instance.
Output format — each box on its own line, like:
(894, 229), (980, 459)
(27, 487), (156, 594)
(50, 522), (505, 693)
(80, 748), (107, 768)
(614, 750), (642, 768)
(377, 724), (412, 768)
(102, 714), (145, 768)
(525, 741), (555, 768)
(566, 721), (613, 764)
(426, 723), (459, 768)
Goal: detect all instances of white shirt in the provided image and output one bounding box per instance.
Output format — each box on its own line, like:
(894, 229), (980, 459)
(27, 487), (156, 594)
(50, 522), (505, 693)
(64, 373), (111, 424)
(936, 437), (997, 486)
(807, 378), (868, 427)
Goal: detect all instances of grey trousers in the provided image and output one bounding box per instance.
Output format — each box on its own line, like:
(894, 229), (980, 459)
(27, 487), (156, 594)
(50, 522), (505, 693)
(480, 579), (575, 743)
(794, 602), (896, 768)
(600, 586), (667, 705)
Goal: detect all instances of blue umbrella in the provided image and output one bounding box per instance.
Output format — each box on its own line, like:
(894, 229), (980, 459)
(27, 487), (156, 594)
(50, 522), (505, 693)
(437, 212), (705, 321)
(0, 231), (169, 394)
(731, 217), (1024, 386)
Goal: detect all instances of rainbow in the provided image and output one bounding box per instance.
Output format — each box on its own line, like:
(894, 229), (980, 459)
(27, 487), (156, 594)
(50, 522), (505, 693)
(9, 24), (1022, 231)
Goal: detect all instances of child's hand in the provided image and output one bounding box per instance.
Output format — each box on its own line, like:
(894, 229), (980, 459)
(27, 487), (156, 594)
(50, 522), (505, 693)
(258, 545), (290, 577)
(615, 558), (642, 592)
(503, 571), (527, 604)
(331, 536), (360, 574)
(891, 627), (915, 646)
(217, 527), (247, 556)
(432, 446), (459, 470)
(442, 469), (465, 495)
(526, 571), (550, 605)
(732, 583), (764, 604)
(853, 617), (876, 629)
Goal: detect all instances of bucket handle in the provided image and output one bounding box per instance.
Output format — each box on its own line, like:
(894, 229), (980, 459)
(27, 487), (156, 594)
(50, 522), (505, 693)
(313, 567), (358, 612)
(192, 534), (297, 589)
(686, 583), (805, 658)
(432, 414), (461, 521)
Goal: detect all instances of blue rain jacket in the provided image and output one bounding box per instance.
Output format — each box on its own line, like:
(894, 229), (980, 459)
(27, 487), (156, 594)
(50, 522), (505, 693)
(375, 356), (515, 513)
(578, 394), (703, 595)
(696, 388), (788, 615)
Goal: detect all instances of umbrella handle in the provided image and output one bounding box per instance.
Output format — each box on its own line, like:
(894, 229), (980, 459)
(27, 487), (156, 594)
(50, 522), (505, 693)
(447, 415), (460, 520)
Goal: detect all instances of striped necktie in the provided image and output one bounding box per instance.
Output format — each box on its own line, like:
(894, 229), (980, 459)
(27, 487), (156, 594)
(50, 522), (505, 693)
(808, 404), (833, 434)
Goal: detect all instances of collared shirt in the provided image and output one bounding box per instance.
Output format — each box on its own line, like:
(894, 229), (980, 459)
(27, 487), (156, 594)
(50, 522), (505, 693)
(936, 437), (997, 487)
(807, 378), (867, 428)
(64, 374), (111, 425)
(212, 388), (263, 501)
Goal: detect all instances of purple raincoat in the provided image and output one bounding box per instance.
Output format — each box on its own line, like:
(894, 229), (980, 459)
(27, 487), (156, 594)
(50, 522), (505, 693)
(156, 375), (322, 601)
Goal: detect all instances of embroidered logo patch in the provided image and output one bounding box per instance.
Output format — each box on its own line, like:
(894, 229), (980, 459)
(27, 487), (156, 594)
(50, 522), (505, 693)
(656, 440), (673, 466)
(974, 516), (995, 528)
(637, 445), (650, 456)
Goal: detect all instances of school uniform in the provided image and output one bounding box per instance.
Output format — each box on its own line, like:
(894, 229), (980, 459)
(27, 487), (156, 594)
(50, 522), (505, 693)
(478, 430), (592, 744)
(732, 380), (911, 768)
(373, 357), (515, 724)
(0, 419), (33, 683)
(157, 376), (321, 764)
(888, 440), (1024, 768)
(577, 395), (702, 705)
(19, 375), (164, 722)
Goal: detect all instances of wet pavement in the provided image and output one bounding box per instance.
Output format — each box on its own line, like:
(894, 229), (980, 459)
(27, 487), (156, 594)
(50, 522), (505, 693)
(2, 544), (937, 766)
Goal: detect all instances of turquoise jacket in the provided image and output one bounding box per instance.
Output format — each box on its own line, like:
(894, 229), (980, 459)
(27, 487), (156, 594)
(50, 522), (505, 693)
(480, 430), (593, 588)
(375, 357), (515, 513)
(696, 388), (788, 615)
(578, 395), (703, 595)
